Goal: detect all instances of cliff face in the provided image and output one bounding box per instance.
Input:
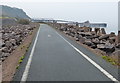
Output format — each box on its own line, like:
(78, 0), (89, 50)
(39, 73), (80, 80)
(0, 5), (30, 19)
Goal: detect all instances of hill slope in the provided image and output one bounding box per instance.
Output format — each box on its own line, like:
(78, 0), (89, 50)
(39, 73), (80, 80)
(0, 5), (30, 19)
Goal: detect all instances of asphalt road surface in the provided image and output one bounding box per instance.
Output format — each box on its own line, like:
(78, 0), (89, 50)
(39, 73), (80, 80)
(13, 24), (119, 82)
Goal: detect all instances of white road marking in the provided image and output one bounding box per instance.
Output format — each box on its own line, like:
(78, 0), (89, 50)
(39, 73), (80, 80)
(21, 27), (41, 82)
(48, 35), (51, 37)
(56, 32), (119, 83)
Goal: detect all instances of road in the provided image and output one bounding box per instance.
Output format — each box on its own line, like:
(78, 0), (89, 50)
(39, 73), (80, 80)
(13, 24), (119, 82)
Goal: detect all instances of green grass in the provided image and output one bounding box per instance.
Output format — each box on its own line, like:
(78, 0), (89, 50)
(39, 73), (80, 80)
(19, 55), (25, 64)
(102, 56), (117, 65)
(19, 59), (23, 64)
(20, 56), (25, 60)
(16, 55), (25, 69)
(111, 62), (116, 65)
(102, 56), (107, 60)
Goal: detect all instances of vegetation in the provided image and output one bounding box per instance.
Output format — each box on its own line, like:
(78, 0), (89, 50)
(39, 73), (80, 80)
(16, 55), (25, 69)
(20, 56), (25, 60)
(102, 56), (119, 66)
(19, 55), (25, 64)
(18, 19), (30, 25)
(16, 44), (30, 69)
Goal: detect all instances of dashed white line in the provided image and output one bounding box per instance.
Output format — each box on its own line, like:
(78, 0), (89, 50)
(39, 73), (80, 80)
(21, 26), (41, 82)
(56, 32), (119, 83)
(48, 35), (51, 37)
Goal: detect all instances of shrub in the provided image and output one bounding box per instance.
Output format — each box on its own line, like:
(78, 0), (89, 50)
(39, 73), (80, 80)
(18, 19), (30, 25)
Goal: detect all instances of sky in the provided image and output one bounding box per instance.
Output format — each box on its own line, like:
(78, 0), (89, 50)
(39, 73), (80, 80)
(0, 0), (119, 34)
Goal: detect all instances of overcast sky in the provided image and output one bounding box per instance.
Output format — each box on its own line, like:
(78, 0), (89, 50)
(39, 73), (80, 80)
(0, 0), (119, 34)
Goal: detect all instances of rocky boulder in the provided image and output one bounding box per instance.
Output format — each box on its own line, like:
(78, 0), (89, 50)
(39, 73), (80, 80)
(97, 44), (115, 53)
(5, 41), (12, 48)
(10, 39), (16, 46)
(74, 34), (82, 41)
(79, 32), (86, 37)
(104, 44), (115, 53)
(91, 44), (97, 49)
(109, 32), (116, 37)
(92, 38), (100, 45)
(97, 44), (105, 50)
(118, 31), (120, 43)
(116, 43), (120, 49)
(109, 37), (116, 44)
(84, 39), (93, 46)
(0, 49), (2, 57)
(99, 35), (109, 40)
(101, 28), (106, 34)
(95, 28), (100, 35)
(1, 47), (8, 53)
(79, 37), (86, 44)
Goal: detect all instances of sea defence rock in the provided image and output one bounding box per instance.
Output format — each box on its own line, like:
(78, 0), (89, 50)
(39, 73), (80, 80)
(109, 37), (116, 44)
(97, 43), (115, 53)
(116, 43), (120, 48)
(109, 32), (116, 37)
(80, 27), (92, 32)
(50, 23), (117, 54)
(95, 28), (100, 35)
(101, 28), (106, 34)
(79, 37), (86, 44)
(0, 23), (38, 61)
(97, 44), (105, 49)
(0, 49), (2, 58)
(92, 38), (100, 45)
(84, 39), (93, 46)
(99, 35), (109, 40)
(104, 45), (115, 53)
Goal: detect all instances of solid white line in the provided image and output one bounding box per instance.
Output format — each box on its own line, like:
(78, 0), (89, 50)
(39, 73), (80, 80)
(21, 26), (41, 82)
(56, 32), (119, 82)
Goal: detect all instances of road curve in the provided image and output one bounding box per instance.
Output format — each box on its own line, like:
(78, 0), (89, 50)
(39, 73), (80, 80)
(13, 24), (119, 82)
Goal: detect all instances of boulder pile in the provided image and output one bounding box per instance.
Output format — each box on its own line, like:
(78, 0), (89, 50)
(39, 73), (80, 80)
(52, 23), (119, 54)
(0, 23), (37, 61)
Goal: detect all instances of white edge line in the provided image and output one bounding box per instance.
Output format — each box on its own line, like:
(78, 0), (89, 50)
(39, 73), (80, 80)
(56, 32), (119, 83)
(20, 26), (41, 82)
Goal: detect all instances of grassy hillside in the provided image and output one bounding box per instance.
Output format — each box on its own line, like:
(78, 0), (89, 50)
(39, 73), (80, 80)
(0, 5), (30, 20)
